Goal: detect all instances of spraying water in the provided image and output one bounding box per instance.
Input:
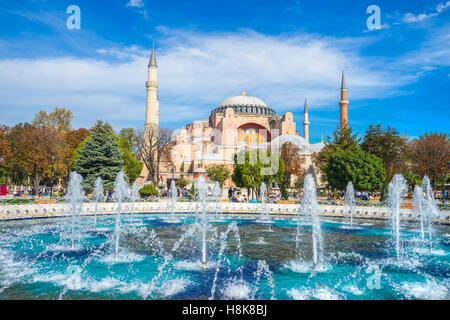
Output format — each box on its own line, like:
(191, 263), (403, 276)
(92, 177), (104, 229)
(412, 185), (426, 240)
(252, 260), (276, 300)
(421, 176), (440, 251)
(167, 180), (179, 223)
(213, 181), (222, 220)
(302, 174), (323, 269)
(344, 181), (356, 228)
(196, 175), (209, 269)
(258, 182), (272, 223)
(129, 182), (139, 225)
(113, 171), (129, 260)
(210, 221), (242, 299)
(67, 172), (84, 249)
(387, 174), (407, 259)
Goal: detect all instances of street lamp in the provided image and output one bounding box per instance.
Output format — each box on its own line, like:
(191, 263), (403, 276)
(50, 155), (56, 198)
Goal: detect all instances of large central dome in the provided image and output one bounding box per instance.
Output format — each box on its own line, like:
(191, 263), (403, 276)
(211, 89), (276, 116)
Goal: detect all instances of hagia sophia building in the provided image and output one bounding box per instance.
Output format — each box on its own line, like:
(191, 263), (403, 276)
(137, 44), (350, 193)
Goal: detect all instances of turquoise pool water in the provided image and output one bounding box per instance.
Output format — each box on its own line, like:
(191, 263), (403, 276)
(0, 213), (448, 300)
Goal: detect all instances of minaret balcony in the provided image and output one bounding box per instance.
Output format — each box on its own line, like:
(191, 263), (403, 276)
(146, 81), (159, 88)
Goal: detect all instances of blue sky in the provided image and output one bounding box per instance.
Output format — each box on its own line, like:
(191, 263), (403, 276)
(0, 0), (449, 142)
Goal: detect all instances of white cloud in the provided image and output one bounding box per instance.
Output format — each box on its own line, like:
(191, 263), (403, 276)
(0, 29), (442, 130)
(401, 1), (450, 23)
(126, 0), (144, 8)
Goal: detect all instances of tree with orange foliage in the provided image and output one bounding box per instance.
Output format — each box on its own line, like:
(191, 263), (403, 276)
(22, 126), (59, 193)
(410, 132), (449, 187)
(280, 142), (306, 196)
(0, 127), (11, 182)
(61, 128), (90, 186)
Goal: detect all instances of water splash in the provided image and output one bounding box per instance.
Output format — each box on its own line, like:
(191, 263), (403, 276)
(257, 182), (272, 223)
(302, 174), (323, 269)
(166, 180), (180, 223)
(92, 177), (104, 229)
(212, 181), (223, 221)
(252, 260), (276, 300)
(344, 181), (356, 228)
(421, 176), (440, 251)
(412, 185), (426, 240)
(388, 174), (407, 259)
(210, 221), (242, 299)
(196, 175), (209, 269)
(67, 172), (84, 249)
(113, 171), (129, 260)
(129, 182), (139, 225)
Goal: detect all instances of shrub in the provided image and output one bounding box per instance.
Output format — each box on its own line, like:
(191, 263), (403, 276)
(139, 184), (159, 198)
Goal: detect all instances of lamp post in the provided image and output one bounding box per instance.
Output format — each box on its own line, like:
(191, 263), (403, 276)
(50, 155), (56, 198)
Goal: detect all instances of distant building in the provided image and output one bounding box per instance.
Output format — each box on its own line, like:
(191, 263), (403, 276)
(138, 43), (350, 190)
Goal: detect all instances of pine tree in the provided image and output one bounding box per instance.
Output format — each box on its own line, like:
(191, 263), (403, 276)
(74, 121), (124, 192)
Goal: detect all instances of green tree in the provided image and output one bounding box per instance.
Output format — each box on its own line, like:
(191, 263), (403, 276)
(74, 121), (123, 192)
(139, 183), (159, 198)
(176, 178), (189, 189)
(325, 148), (386, 191)
(119, 128), (139, 156)
(32, 107), (73, 133)
(118, 136), (143, 184)
(312, 126), (360, 186)
(404, 172), (422, 192)
(206, 164), (230, 187)
(361, 124), (410, 181)
(232, 149), (284, 199)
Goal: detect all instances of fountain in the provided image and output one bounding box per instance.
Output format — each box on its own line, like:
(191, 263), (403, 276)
(66, 172), (84, 249)
(257, 182), (272, 223)
(196, 175), (209, 269)
(421, 176), (440, 251)
(129, 182), (139, 225)
(252, 260), (276, 300)
(166, 180), (180, 223)
(210, 221), (243, 299)
(92, 177), (104, 229)
(344, 181), (356, 228)
(387, 174), (407, 259)
(113, 171), (129, 260)
(212, 181), (223, 221)
(302, 174), (323, 269)
(412, 185), (426, 240)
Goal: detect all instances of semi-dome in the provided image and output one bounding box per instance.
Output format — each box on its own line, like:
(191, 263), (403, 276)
(270, 134), (326, 155)
(270, 134), (311, 154)
(210, 89), (276, 116)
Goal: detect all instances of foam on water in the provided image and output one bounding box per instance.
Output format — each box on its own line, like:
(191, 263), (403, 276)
(284, 260), (331, 273)
(400, 280), (449, 299)
(288, 285), (342, 300)
(99, 252), (145, 264)
(221, 279), (252, 300)
(174, 260), (218, 271)
(342, 284), (364, 296)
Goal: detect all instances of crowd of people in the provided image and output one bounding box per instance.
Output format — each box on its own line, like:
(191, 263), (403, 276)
(3, 183), (449, 205)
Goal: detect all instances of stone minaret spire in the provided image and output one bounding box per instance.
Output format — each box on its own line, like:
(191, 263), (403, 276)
(303, 97), (310, 143)
(145, 42), (159, 129)
(339, 66), (349, 130)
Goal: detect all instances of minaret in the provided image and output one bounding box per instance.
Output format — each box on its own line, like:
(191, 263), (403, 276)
(339, 66), (349, 130)
(145, 42), (159, 130)
(303, 97), (310, 143)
